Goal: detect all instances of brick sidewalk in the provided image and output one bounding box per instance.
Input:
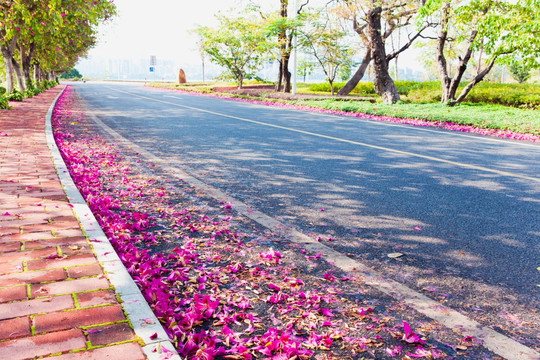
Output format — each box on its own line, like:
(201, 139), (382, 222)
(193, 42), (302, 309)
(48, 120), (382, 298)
(0, 87), (147, 359)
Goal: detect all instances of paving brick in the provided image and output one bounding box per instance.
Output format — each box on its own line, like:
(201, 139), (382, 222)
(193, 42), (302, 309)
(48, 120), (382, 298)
(30, 277), (110, 298)
(49, 216), (80, 227)
(27, 253), (99, 271)
(76, 289), (117, 307)
(24, 236), (87, 249)
(0, 230), (54, 242)
(0, 268), (66, 286)
(0, 247), (58, 262)
(0, 241), (21, 252)
(0, 294), (74, 320)
(0, 261), (23, 275)
(34, 304), (126, 333)
(86, 322), (135, 346)
(0, 285), (27, 303)
(0, 227), (19, 238)
(61, 244), (93, 255)
(20, 223), (55, 232)
(53, 229), (85, 238)
(46, 341), (145, 360)
(67, 264), (103, 279)
(0, 328), (86, 360)
(0, 317), (31, 340)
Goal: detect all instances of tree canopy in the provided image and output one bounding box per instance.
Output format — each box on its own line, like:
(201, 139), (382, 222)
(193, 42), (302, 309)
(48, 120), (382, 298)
(419, 0), (540, 105)
(0, 0), (116, 93)
(196, 13), (272, 89)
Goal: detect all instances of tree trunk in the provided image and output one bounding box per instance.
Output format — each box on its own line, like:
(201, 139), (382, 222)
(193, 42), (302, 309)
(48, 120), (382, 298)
(368, 7), (399, 104)
(282, 55), (291, 93)
(0, 35), (18, 93)
(33, 63), (40, 84)
(451, 56), (498, 105)
(11, 56), (25, 92)
(0, 47), (14, 93)
(237, 75), (243, 89)
(337, 49), (371, 96)
(48, 71), (56, 82)
(201, 58), (205, 82)
(20, 44), (34, 88)
(275, 60), (283, 91)
(436, 2), (454, 103)
(276, 0), (292, 93)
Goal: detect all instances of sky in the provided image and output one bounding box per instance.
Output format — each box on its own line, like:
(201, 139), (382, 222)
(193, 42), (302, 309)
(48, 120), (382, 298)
(83, 0), (237, 63)
(77, 0), (424, 80)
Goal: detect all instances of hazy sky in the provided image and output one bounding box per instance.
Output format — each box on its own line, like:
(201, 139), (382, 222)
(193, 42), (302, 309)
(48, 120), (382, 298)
(85, 0), (238, 64)
(80, 0), (423, 76)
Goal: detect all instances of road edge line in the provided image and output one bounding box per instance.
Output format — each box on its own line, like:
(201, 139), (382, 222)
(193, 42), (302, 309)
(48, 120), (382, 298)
(45, 86), (182, 360)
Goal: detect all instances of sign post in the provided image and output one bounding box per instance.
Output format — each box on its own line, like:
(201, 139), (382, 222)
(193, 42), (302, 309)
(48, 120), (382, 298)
(149, 56), (157, 81)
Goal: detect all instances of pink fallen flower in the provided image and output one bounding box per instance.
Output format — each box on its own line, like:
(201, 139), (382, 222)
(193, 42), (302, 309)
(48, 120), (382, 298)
(402, 321), (425, 345)
(385, 345), (403, 357)
(323, 273), (336, 282)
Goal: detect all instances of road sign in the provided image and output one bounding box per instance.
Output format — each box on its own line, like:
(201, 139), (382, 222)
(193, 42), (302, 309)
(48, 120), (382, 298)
(149, 67), (154, 72)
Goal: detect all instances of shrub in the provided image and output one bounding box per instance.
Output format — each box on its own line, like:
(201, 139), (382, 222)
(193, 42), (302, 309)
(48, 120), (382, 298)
(0, 95), (9, 109)
(6, 90), (24, 102)
(465, 83), (540, 109)
(0, 87), (6, 96)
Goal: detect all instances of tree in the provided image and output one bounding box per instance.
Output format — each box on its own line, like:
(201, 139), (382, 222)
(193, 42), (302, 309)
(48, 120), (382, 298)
(0, 0), (116, 92)
(297, 57), (314, 82)
(509, 61), (533, 84)
(250, 0), (310, 93)
(298, 11), (354, 95)
(59, 68), (83, 79)
(195, 13), (271, 89)
(333, 0), (431, 102)
(420, 0), (540, 105)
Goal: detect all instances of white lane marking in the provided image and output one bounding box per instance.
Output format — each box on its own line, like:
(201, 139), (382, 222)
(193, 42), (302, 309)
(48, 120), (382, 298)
(108, 87), (540, 184)
(89, 113), (540, 360)
(143, 86), (540, 149)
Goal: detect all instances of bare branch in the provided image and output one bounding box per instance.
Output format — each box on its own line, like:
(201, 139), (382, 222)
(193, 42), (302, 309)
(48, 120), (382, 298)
(386, 23), (431, 62)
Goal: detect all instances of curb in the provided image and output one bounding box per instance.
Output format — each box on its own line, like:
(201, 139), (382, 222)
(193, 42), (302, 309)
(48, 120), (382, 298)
(44, 86), (181, 360)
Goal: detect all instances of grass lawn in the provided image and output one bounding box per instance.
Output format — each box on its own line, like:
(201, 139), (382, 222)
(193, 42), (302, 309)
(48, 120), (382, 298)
(292, 99), (540, 136)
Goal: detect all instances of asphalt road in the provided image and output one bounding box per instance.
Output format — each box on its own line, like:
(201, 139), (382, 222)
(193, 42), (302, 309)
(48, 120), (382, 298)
(73, 82), (539, 336)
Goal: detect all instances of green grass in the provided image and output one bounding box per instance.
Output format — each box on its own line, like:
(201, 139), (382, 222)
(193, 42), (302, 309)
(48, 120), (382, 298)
(292, 99), (540, 135)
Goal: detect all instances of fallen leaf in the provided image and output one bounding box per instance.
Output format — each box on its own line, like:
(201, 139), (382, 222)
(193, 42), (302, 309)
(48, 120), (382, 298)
(388, 253), (404, 258)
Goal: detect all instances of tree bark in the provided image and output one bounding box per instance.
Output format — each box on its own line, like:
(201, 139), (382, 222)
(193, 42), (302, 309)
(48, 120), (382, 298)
(451, 55), (498, 105)
(0, 35), (18, 93)
(337, 49), (372, 96)
(237, 74), (243, 89)
(282, 55), (291, 93)
(20, 43), (35, 88)
(0, 48), (14, 92)
(33, 63), (41, 84)
(277, 0), (292, 93)
(436, 2), (452, 103)
(275, 60), (283, 91)
(11, 55), (25, 91)
(368, 7), (399, 104)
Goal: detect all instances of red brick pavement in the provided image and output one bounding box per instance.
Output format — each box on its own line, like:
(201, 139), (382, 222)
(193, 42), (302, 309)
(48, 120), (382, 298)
(0, 87), (146, 360)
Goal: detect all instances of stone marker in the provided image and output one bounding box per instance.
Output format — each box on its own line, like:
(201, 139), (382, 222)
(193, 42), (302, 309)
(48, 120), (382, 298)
(178, 69), (186, 84)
